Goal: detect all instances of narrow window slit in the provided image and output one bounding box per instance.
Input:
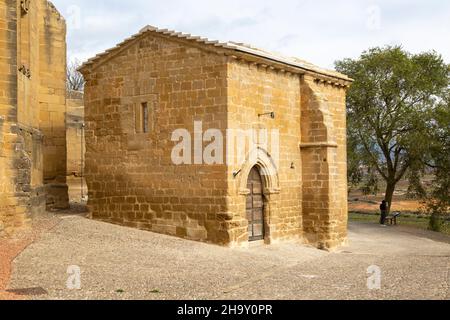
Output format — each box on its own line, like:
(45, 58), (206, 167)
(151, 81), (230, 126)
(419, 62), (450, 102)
(142, 102), (149, 133)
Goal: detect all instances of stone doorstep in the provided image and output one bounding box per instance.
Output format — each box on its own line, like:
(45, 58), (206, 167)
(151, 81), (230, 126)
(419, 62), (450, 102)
(248, 240), (266, 248)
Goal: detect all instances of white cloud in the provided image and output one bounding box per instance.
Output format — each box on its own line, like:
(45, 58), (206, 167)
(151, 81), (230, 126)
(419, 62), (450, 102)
(53, 0), (450, 68)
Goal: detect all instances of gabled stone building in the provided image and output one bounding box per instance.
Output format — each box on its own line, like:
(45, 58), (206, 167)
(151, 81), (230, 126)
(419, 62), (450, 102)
(80, 26), (352, 249)
(0, 0), (68, 235)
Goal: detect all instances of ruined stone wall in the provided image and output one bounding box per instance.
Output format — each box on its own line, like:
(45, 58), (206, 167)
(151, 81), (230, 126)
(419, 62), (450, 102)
(38, 0), (68, 209)
(66, 90), (85, 202)
(0, 0), (67, 235)
(0, 0), (21, 234)
(226, 59), (303, 245)
(16, 0), (46, 217)
(66, 90), (84, 177)
(0, 0), (43, 234)
(82, 33), (230, 243)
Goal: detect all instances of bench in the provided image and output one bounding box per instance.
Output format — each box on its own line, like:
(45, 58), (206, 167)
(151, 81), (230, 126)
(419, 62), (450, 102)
(385, 212), (401, 225)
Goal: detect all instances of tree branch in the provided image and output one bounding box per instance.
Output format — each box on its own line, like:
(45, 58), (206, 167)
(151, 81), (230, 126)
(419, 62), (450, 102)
(358, 131), (388, 181)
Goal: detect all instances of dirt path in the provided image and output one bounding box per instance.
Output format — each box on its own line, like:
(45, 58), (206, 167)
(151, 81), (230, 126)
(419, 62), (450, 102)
(0, 238), (29, 300)
(5, 216), (450, 300)
(0, 213), (61, 300)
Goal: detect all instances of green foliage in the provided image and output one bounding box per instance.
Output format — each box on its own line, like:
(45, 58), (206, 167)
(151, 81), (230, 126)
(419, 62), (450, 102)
(428, 205), (446, 232)
(336, 46), (450, 209)
(347, 137), (364, 192)
(361, 169), (380, 196)
(423, 93), (450, 229)
(406, 169), (427, 199)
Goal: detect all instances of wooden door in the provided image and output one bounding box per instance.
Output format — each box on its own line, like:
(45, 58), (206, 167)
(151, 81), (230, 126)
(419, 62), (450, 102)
(246, 167), (264, 241)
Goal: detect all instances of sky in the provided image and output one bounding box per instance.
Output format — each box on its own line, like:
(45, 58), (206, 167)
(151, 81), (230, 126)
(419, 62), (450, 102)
(52, 0), (450, 69)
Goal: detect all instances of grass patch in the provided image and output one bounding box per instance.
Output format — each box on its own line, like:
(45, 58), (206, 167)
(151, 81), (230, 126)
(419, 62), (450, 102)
(149, 289), (160, 294)
(116, 289), (125, 293)
(349, 212), (450, 236)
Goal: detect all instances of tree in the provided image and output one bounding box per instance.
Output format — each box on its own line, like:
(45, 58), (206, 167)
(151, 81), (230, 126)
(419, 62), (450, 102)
(336, 46), (449, 213)
(347, 135), (363, 194)
(67, 59), (85, 91)
(423, 92), (450, 230)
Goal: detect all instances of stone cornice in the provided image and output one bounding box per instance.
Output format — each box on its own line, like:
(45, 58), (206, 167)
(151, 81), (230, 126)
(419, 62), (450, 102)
(227, 54), (352, 88)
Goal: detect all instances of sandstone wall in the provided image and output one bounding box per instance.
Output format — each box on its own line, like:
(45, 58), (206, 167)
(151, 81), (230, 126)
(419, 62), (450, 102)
(300, 75), (348, 249)
(0, 0), (21, 234)
(81, 30), (349, 248)
(82, 33), (230, 243)
(38, 0), (68, 209)
(66, 90), (84, 177)
(66, 90), (86, 203)
(0, 0), (67, 235)
(226, 59), (303, 245)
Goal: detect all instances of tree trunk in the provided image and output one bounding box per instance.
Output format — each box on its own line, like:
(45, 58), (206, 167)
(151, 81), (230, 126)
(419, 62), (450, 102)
(384, 182), (396, 214)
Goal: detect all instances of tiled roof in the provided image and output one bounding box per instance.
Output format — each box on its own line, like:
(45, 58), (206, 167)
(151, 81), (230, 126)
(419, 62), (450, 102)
(80, 25), (351, 82)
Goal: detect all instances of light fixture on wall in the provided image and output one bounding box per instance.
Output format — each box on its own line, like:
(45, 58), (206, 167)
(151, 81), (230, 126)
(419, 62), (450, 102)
(258, 112), (275, 119)
(233, 169), (242, 178)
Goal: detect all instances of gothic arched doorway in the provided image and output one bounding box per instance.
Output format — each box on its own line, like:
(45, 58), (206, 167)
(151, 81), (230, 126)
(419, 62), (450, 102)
(246, 166), (265, 241)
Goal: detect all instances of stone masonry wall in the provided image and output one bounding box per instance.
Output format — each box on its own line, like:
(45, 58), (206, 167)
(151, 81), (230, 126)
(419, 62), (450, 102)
(0, 0), (21, 234)
(66, 91), (85, 202)
(300, 75), (348, 249)
(66, 90), (84, 177)
(82, 32), (230, 244)
(0, 0), (67, 235)
(38, 0), (68, 209)
(81, 30), (350, 248)
(226, 59), (303, 245)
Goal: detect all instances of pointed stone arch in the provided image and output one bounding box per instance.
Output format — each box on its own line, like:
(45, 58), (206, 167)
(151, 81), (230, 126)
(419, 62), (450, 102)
(237, 147), (280, 196)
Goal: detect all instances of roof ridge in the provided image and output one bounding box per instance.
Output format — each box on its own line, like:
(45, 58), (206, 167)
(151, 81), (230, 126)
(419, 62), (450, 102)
(80, 25), (352, 82)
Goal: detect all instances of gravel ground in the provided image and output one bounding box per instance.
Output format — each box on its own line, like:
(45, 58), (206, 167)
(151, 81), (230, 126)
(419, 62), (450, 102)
(6, 216), (450, 300)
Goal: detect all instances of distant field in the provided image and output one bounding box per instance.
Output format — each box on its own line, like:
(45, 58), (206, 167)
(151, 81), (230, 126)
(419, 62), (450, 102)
(349, 198), (421, 214)
(349, 179), (426, 214)
(348, 212), (450, 236)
